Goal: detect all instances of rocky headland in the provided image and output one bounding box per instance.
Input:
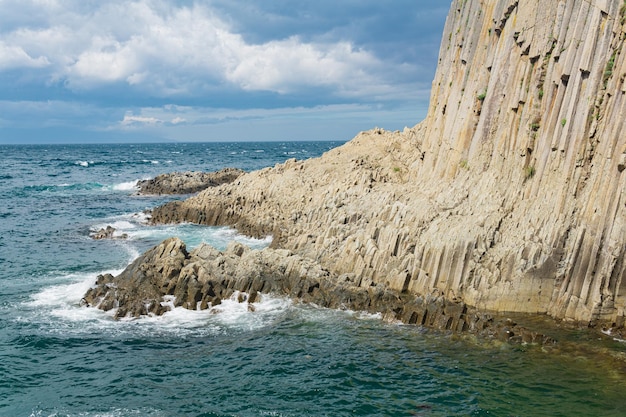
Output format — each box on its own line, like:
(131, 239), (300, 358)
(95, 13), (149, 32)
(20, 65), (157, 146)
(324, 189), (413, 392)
(85, 0), (626, 343)
(135, 167), (244, 195)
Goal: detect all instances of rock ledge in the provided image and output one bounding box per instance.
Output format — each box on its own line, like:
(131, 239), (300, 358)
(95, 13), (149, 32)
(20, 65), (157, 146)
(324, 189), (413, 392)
(136, 168), (244, 195)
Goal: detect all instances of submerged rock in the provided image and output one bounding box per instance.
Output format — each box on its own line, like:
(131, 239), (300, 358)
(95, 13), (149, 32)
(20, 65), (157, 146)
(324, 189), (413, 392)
(136, 168), (244, 195)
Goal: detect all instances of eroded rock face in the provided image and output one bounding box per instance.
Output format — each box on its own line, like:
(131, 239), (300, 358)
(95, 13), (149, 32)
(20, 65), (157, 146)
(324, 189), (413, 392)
(147, 0), (626, 331)
(136, 168), (244, 195)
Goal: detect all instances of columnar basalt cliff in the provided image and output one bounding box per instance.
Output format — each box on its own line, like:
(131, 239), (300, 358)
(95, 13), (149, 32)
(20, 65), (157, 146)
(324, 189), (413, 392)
(90, 0), (626, 331)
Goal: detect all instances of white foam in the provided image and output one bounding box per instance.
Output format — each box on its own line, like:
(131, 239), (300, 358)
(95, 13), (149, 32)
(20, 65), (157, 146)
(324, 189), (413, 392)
(133, 291), (293, 334)
(76, 160), (89, 167)
(67, 290), (286, 337)
(211, 226), (273, 249)
(25, 270), (126, 327)
(235, 233), (273, 248)
(112, 180), (139, 191)
(112, 223), (272, 251)
(122, 242), (142, 262)
(24, 262), (292, 338)
(352, 311), (383, 321)
(93, 220), (137, 231)
(28, 274), (93, 309)
(90, 212), (150, 239)
(90, 220), (138, 242)
(28, 407), (166, 417)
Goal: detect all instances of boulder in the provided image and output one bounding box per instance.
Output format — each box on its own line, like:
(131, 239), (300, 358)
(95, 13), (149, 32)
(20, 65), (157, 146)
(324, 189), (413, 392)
(91, 226), (127, 240)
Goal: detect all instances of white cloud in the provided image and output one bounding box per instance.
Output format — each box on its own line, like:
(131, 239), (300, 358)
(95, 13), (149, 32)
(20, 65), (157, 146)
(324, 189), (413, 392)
(225, 37), (379, 93)
(121, 112), (163, 126)
(0, 40), (49, 69)
(0, 0), (403, 98)
(114, 103), (386, 130)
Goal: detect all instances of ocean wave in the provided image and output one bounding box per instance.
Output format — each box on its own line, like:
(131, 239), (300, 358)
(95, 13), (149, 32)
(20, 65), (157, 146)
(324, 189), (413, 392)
(110, 180), (139, 192)
(64, 159), (166, 169)
(126, 291), (293, 333)
(210, 226), (273, 249)
(18, 180), (144, 195)
(23, 270), (292, 339)
(28, 407), (166, 417)
(95, 217), (272, 251)
(19, 183), (105, 194)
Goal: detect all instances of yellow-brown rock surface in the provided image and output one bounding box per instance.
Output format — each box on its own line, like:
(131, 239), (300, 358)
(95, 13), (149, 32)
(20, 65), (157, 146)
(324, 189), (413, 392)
(151, 0), (626, 329)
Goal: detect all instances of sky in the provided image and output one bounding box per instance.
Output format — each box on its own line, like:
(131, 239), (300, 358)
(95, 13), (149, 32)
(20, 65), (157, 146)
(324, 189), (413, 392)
(0, 0), (450, 143)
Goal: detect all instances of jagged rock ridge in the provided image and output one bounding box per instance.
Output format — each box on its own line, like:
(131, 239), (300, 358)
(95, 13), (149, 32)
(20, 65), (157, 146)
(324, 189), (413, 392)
(136, 168), (244, 195)
(92, 0), (626, 331)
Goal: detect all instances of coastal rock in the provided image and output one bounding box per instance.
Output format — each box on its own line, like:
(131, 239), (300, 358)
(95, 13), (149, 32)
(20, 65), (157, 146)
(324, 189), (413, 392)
(83, 237), (556, 344)
(146, 0), (626, 332)
(136, 168), (244, 195)
(83, 237), (189, 317)
(91, 226), (127, 240)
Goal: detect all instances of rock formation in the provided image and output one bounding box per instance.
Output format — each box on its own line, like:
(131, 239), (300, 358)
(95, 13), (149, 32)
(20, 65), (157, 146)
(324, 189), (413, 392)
(88, 0), (626, 334)
(91, 226), (127, 240)
(136, 168), (244, 195)
(83, 237), (556, 344)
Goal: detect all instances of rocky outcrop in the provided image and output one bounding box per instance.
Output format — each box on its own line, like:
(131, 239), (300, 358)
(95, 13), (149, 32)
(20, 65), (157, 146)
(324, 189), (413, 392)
(147, 0), (626, 331)
(91, 226), (127, 240)
(82, 237), (557, 344)
(136, 168), (244, 195)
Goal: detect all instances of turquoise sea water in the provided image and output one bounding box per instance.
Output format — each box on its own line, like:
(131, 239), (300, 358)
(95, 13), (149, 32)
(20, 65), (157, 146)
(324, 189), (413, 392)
(1, 142), (625, 417)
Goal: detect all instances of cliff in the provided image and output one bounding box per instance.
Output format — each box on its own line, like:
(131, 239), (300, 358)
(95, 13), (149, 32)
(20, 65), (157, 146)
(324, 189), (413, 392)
(96, 0), (626, 331)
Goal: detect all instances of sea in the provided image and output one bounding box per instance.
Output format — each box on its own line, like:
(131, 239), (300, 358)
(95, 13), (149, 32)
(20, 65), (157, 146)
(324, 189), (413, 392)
(1, 141), (625, 417)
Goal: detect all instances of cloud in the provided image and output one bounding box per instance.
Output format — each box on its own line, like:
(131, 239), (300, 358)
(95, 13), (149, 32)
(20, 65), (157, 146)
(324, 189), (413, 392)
(225, 37), (379, 94)
(0, 0), (421, 99)
(0, 1), (449, 143)
(121, 112), (163, 126)
(0, 40), (49, 69)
